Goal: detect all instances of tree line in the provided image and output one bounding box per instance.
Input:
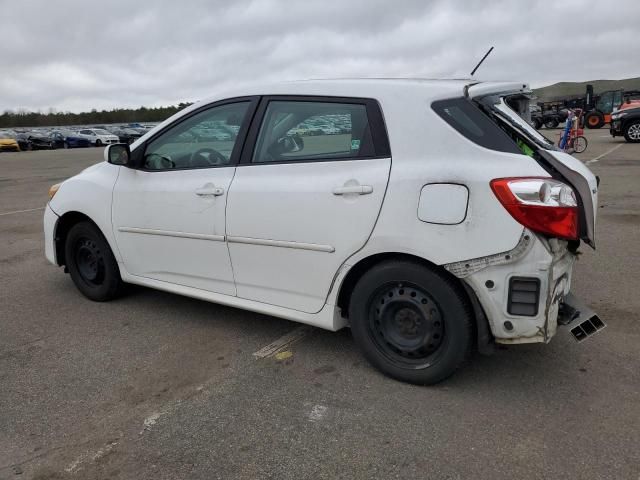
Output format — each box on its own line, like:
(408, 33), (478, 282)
(0, 103), (193, 128)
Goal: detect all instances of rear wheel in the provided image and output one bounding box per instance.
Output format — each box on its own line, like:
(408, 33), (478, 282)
(544, 119), (559, 129)
(572, 135), (588, 153)
(95, 139), (102, 147)
(623, 121), (640, 143)
(585, 111), (604, 129)
(64, 222), (123, 301)
(349, 260), (473, 385)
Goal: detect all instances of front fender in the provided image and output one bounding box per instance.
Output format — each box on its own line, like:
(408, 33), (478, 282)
(49, 161), (122, 262)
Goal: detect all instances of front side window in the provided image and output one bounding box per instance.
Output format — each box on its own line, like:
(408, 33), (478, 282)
(143, 102), (249, 171)
(252, 101), (375, 163)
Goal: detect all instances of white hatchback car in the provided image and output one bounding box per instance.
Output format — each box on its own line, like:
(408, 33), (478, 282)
(45, 79), (603, 384)
(76, 128), (119, 147)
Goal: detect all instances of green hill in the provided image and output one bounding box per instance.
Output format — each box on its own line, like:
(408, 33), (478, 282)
(533, 77), (640, 101)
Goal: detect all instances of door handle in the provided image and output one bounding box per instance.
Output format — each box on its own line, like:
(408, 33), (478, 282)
(332, 185), (373, 195)
(195, 185), (224, 196)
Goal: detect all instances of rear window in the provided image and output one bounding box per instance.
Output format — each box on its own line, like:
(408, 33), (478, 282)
(432, 97), (521, 154)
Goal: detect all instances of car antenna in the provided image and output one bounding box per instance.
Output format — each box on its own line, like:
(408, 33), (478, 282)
(470, 46), (494, 76)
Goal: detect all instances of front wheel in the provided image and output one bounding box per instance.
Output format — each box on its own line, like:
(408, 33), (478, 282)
(572, 135), (588, 153)
(544, 119), (559, 129)
(624, 121), (640, 143)
(349, 260), (473, 385)
(95, 139), (102, 147)
(64, 222), (123, 301)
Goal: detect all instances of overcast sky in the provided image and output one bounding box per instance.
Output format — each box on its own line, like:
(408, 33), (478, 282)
(1, 0), (638, 113)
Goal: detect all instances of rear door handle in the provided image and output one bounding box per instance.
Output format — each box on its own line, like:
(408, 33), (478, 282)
(332, 185), (373, 195)
(195, 185), (224, 196)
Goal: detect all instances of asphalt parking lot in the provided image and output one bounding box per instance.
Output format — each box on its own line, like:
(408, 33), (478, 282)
(1, 129), (639, 480)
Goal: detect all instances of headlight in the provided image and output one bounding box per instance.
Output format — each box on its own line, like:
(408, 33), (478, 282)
(48, 183), (61, 199)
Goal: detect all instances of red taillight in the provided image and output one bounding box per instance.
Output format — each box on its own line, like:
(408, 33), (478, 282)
(490, 177), (579, 240)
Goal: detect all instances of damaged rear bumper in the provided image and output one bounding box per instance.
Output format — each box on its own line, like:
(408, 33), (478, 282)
(445, 230), (589, 344)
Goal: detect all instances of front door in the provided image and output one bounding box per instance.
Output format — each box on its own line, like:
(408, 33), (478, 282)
(226, 97), (391, 313)
(112, 99), (256, 295)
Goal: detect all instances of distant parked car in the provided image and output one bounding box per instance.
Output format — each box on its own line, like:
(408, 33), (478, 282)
(610, 104), (640, 143)
(26, 131), (55, 150)
(50, 130), (91, 149)
(0, 130), (21, 152)
(14, 132), (32, 151)
(110, 127), (143, 145)
(76, 128), (119, 146)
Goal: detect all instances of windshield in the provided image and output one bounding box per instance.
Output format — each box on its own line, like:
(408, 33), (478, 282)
(478, 95), (558, 151)
(94, 129), (112, 135)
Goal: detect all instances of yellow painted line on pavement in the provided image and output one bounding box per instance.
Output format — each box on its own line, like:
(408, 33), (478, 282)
(252, 325), (314, 359)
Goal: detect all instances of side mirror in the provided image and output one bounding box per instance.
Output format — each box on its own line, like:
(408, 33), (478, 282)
(105, 143), (131, 166)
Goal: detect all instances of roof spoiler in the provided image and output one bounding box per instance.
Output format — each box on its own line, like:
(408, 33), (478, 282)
(465, 82), (532, 100)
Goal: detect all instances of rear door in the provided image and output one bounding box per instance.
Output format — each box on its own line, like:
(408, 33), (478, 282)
(226, 96), (391, 313)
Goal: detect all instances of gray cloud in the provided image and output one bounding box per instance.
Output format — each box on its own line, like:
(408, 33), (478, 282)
(1, 0), (638, 112)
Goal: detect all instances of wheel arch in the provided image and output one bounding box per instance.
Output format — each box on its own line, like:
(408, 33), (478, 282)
(54, 211), (107, 267)
(335, 251), (493, 353)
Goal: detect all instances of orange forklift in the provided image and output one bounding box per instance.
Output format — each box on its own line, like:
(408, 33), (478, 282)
(581, 85), (640, 128)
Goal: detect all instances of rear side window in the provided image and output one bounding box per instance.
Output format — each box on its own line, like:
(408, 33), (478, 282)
(251, 100), (380, 163)
(432, 97), (521, 154)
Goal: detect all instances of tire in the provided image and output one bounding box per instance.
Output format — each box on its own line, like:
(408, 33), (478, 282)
(623, 120), (640, 143)
(544, 119), (559, 129)
(348, 260), (473, 385)
(533, 118), (543, 130)
(572, 136), (588, 153)
(95, 139), (102, 147)
(64, 221), (123, 301)
(585, 112), (604, 129)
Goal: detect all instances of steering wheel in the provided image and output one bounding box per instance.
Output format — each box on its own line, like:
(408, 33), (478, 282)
(190, 147), (227, 167)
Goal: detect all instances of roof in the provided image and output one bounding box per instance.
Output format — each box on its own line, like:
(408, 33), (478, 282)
(196, 77), (473, 104)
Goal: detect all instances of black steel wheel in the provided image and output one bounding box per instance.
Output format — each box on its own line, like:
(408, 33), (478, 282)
(349, 260), (473, 385)
(64, 221), (123, 301)
(74, 237), (105, 285)
(368, 283), (445, 366)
